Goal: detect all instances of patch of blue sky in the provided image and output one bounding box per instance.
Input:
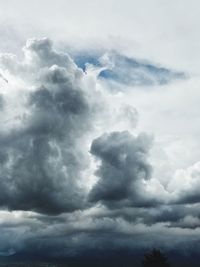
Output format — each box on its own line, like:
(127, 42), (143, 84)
(74, 52), (186, 86)
(74, 54), (101, 71)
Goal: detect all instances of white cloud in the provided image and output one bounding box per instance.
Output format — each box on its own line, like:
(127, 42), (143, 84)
(1, 0), (200, 73)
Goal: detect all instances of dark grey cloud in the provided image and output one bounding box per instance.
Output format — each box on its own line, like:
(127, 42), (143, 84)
(89, 131), (154, 207)
(1, 206), (200, 260)
(0, 37), (199, 263)
(0, 38), (94, 215)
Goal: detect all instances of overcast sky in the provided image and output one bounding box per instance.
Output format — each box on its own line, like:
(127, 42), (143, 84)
(0, 0), (200, 264)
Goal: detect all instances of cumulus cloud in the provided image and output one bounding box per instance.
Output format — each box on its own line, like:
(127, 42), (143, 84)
(89, 131), (155, 207)
(0, 37), (200, 261)
(0, 38), (95, 214)
(167, 162), (200, 205)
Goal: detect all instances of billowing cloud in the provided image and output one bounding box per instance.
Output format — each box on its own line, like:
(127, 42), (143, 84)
(89, 131), (155, 207)
(0, 37), (200, 263)
(168, 162), (200, 205)
(0, 38), (95, 214)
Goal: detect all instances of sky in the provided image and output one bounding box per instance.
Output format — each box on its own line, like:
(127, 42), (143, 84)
(0, 0), (200, 265)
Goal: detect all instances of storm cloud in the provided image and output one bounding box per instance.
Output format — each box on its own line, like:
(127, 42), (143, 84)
(0, 38), (94, 214)
(0, 36), (199, 262)
(89, 131), (154, 207)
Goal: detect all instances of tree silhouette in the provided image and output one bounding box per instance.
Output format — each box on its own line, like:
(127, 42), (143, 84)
(142, 249), (170, 267)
